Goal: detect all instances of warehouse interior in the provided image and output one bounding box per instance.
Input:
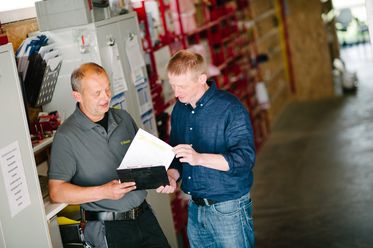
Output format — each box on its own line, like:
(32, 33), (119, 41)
(0, 0), (372, 247)
(253, 42), (373, 247)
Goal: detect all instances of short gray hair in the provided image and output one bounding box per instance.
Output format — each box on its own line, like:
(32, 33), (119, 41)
(70, 62), (106, 92)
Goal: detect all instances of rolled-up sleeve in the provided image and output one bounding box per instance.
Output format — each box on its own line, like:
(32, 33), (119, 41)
(222, 104), (256, 175)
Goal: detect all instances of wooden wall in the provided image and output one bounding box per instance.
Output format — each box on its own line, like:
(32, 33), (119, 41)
(3, 18), (39, 51)
(284, 0), (334, 100)
(250, 0), (292, 124)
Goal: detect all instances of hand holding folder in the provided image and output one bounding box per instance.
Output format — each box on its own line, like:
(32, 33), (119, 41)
(117, 166), (170, 190)
(117, 129), (175, 190)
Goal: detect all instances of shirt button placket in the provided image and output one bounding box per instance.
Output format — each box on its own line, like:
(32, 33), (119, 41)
(190, 110), (194, 132)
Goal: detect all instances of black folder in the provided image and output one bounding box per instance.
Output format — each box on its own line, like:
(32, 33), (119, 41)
(24, 53), (46, 105)
(116, 166), (169, 190)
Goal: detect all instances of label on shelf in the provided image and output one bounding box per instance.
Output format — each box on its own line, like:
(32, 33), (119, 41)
(0, 141), (31, 218)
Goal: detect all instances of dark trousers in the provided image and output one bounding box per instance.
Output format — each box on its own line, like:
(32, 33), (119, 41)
(103, 206), (170, 248)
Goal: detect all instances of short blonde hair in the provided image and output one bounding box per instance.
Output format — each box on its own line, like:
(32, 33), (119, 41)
(167, 50), (207, 77)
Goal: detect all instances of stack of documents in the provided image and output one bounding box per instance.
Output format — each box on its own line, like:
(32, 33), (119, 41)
(117, 129), (175, 190)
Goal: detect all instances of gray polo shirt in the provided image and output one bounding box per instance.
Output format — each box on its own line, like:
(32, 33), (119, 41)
(49, 105), (147, 212)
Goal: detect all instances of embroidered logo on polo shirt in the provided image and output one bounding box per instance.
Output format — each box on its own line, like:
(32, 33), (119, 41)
(120, 139), (131, 145)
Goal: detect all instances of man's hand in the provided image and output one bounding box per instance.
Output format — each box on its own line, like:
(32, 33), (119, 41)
(172, 144), (230, 171)
(101, 180), (136, 200)
(173, 144), (201, 165)
(156, 169), (179, 193)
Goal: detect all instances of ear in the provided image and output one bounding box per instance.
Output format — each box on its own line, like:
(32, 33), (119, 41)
(198, 73), (208, 85)
(72, 91), (81, 102)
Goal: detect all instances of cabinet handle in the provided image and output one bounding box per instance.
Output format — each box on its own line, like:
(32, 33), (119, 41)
(107, 36), (115, 46)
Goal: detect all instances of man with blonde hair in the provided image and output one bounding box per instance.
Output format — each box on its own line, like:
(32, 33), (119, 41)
(49, 62), (170, 247)
(157, 50), (256, 247)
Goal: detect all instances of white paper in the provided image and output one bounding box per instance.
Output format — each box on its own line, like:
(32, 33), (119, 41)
(154, 46), (171, 80)
(118, 128), (175, 170)
(136, 85), (153, 115)
(110, 92), (126, 108)
(101, 44), (128, 95)
(38, 44), (55, 58)
(366, 1), (373, 44)
(131, 67), (146, 86)
(0, 141), (31, 218)
(110, 44), (128, 94)
(125, 34), (145, 72)
(141, 112), (157, 136)
(43, 49), (59, 62)
(16, 36), (33, 58)
(256, 81), (270, 109)
(46, 54), (62, 71)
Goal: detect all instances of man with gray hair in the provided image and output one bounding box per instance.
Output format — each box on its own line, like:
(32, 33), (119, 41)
(49, 62), (169, 247)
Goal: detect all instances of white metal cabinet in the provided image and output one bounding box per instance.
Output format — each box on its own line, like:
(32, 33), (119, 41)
(43, 13), (157, 136)
(0, 43), (53, 247)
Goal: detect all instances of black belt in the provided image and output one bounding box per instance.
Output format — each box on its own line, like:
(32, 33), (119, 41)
(192, 197), (218, 206)
(82, 201), (148, 221)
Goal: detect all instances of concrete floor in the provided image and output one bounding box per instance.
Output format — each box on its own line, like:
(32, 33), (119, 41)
(252, 43), (373, 248)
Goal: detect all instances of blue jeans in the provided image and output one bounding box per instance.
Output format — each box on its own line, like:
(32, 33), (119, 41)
(187, 193), (254, 248)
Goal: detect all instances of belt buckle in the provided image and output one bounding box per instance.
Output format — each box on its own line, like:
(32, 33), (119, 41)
(81, 208), (86, 222)
(129, 209), (136, 220)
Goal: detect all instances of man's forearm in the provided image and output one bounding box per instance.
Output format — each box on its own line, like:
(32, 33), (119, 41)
(173, 144), (229, 171)
(197, 153), (229, 171)
(49, 180), (105, 204)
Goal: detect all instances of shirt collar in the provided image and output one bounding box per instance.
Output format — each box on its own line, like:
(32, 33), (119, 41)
(195, 80), (217, 108)
(73, 103), (118, 131)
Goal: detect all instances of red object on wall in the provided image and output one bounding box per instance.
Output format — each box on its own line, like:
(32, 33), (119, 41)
(0, 20), (8, 45)
(0, 34), (8, 45)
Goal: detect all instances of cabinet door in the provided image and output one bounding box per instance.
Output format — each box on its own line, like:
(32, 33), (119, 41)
(96, 14), (157, 136)
(42, 24), (102, 119)
(0, 44), (52, 247)
(94, 17), (126, 97)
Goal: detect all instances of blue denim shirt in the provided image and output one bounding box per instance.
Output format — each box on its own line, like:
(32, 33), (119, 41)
(169, 81), (256, 202)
